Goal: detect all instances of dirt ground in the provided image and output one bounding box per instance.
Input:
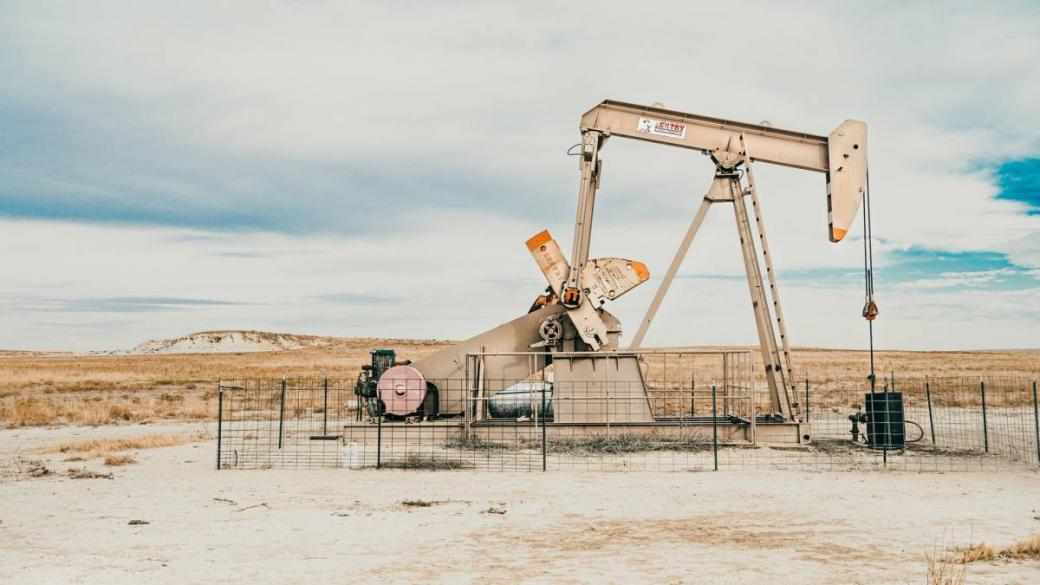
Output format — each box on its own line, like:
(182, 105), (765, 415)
(2, 422), (1038, 584)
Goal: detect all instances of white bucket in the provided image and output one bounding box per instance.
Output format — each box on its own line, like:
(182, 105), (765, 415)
(342, 441), (365, 470)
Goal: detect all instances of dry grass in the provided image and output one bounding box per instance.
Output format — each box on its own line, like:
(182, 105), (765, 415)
(0, 395), (212, 428)
(951, 542), (998, 563)
(0, 336), (446, 428)
(0, 337), (447, 394)
(44, 432), (208, 458)
(1003, 534), (1040, 559)
(103, 454), (136, 466)
(381, 453), (470, 470)
(547, 433), (711, 455)
(443, 436), (514, 451)
(0, 335), (1036, 428)
(925, 552), (968, 585)
(67, 467), (114, 480)
(948, 534), (1040, 563)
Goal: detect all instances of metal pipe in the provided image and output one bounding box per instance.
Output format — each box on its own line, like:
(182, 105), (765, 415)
(278, 376), (286, 450)
(690, 374), (695, 417)
(804, 375), (810, 424)
(541, 378), (548, 472)
(925, 376), (936, 449)
(980, 377), (989, 453)
(322, 376), (329, 436)
(882, 372), (888, 466)
(216, 383), (222, 468)
(750, 368), (757, 446)
(463, 355), (472, 439)
(711, 383), (719, 471)
(1032, 376), (1039, 465)
(723, 352), (729, 417)
(376, 410), (383, 469)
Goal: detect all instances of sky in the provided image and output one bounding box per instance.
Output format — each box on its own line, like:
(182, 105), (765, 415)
(1, 1), (1038, 352)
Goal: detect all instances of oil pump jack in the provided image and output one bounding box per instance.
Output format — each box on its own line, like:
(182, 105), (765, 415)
(362, 100), (869, 434)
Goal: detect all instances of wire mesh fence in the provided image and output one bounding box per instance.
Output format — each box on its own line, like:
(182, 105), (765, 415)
(216, 356), (1040, 472)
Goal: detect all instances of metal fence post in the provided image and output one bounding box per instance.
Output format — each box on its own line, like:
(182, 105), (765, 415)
(804, 375), (810, 423)
(980, 377), (989, 453)
(216, 378), (222, 468)
(1032, 376), (1039, 465)
(541, 384), (547, 472)
(322, 376), (329, 436)
(711, 383), (719, 471)
(376, 410), (383, 469)
(278, 376), (286, 450)
(925, 376), (936, 449)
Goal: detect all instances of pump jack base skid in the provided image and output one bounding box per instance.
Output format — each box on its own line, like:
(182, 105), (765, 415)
(341, 418), (811, 446)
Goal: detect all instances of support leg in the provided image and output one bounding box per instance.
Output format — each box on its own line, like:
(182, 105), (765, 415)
(630, 197), (713, 349)
(743, 151), (798, 418)
(728, 173), (792, 418)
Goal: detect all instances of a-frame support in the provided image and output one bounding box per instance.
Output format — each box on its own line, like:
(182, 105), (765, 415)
(630, 144), (798, 421)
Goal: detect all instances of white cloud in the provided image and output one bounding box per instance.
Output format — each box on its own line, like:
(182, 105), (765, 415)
(0, 1), (1038, 350)
(896, 268), (1019, 290)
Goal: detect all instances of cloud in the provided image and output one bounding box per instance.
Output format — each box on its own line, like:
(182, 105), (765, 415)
(0, 1), (1038, 350)
(26, 296), (250, 313)
(897, 269), (1018, 290)
(313, 292), (401, 305)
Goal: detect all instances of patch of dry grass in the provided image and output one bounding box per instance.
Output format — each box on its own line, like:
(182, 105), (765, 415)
(0, 395), (213, 428)
(4, 398), (61, 427)
(67, 467), (114, 479)
(443, 436), (514, 451)
(951, 542), (998, 563)
(925, 552), (968, 585)
(382, 453), (470, 470)
(548, 433), (711, 455)
(103, 454), (137, 466)
(44, 432), (208, 458)
(948, 535), (1040, 563)
(1002, 535), (1040, 560)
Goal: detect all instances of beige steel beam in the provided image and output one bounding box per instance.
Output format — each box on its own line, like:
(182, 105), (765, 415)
(578, 100), (868, 242)
(581, 100), (829, 172)
(630, 197), (713, 349)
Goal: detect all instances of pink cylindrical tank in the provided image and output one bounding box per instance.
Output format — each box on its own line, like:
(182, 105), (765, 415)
(377, 365), (427, 416)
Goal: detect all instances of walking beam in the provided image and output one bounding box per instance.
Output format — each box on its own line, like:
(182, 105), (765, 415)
(578, 100), (867, 242)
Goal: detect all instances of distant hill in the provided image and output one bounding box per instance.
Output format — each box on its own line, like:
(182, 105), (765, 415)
(128, 330), (334, 355)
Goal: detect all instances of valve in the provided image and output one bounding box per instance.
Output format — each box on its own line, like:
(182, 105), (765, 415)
(848, 410), (869, 442)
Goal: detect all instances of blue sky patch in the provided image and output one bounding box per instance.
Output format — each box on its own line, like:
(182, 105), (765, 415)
(679, 248), (1038, 292)
(995, 158), (1040, 214)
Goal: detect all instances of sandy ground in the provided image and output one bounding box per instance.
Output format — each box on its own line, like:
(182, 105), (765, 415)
(1, 423), (1038, 584)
